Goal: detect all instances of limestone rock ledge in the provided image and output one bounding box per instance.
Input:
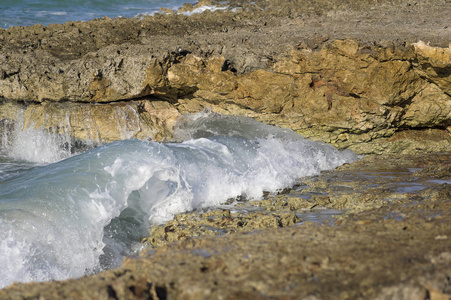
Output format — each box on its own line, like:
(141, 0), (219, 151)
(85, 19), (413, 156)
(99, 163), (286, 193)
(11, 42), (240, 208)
(2, 37), (451, 154)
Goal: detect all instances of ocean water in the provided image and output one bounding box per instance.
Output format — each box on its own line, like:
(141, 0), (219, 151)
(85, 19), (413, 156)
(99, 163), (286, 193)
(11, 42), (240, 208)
(0, 0), (197, 29)
(0, 111), (358, 288)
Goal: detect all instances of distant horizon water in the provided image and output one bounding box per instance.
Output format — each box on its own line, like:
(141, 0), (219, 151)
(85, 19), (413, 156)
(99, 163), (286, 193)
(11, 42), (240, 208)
(0, 0), (196, 29)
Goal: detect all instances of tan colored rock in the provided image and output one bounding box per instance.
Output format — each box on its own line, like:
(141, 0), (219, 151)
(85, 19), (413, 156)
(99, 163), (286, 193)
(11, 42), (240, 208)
(1, 4), (451, 154)
(413, 41), (451, 96)
(402, 84), (451, 128)
(228, 69), (296, 113)
(144, 208), (300, 249)
(0, 101), (24, 121)
(15, 100), (180, 143)
(2, 39), (451, 154)
(170, 40), (449, 153)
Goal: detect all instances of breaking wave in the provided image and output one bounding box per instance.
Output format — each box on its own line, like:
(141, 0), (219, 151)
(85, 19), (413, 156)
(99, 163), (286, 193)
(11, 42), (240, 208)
(0, 112), (358, 288)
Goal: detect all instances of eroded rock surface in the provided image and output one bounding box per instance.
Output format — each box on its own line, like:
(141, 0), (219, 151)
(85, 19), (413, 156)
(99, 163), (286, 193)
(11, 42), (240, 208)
(1, 0), (451, 153)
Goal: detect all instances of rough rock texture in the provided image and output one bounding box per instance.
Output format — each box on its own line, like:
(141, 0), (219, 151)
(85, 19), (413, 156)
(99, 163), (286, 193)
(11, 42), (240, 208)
(21, 100), (179, 142)
(1, 153), (451, 299)
(1, 0), (451, 153)
(1, 0), (451, 299)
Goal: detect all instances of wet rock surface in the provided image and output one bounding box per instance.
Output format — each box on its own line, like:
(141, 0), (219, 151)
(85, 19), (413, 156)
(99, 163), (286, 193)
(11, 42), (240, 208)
(1, 0), (451, 153)
(1, 153), (450, 299)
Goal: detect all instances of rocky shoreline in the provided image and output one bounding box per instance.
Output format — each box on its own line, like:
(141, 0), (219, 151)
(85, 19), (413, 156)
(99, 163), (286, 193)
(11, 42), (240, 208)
(1, 0), (451, 299)
(1, 153), (450, 299)
(1, 0), (451, 154)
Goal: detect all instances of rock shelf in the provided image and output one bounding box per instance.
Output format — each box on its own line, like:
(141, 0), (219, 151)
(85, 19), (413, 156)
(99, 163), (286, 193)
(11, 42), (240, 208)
(1, 0), (451, 153)
(1, 0), (451, 298)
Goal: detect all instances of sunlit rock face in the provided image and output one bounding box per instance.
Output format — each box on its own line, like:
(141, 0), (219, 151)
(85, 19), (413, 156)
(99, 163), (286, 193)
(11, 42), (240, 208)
(0, 12), (450, 154)
(0, 100), (180, 145)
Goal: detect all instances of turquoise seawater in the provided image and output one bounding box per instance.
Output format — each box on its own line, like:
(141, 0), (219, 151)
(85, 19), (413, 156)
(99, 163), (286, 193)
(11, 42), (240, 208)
(0, 2), (360, 288)
(0, 111), (358, 288)
(0, 0), (193, 28)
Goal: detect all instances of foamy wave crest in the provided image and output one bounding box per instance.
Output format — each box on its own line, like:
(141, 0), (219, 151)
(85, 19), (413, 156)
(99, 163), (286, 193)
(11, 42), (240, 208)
(0, 112), (358, 288)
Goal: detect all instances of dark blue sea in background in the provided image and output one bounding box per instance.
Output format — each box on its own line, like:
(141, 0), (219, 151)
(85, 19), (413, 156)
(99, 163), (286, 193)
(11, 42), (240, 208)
(0, 0), (194, 28)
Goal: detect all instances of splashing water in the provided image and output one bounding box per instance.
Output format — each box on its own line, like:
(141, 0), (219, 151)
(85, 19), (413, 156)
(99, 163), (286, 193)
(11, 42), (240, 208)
(0, 111), (358, 288)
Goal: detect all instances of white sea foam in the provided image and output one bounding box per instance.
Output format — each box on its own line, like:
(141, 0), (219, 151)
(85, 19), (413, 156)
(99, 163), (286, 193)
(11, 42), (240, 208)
(7, 127), (74, 163)
(0, 110), (73, 164)
(0, 112), (358, 288)
(0, 107), (98, 164)
(180, 5), (227, 16)
(36, 11), (68, 16)
(136, 4), (226, 18)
